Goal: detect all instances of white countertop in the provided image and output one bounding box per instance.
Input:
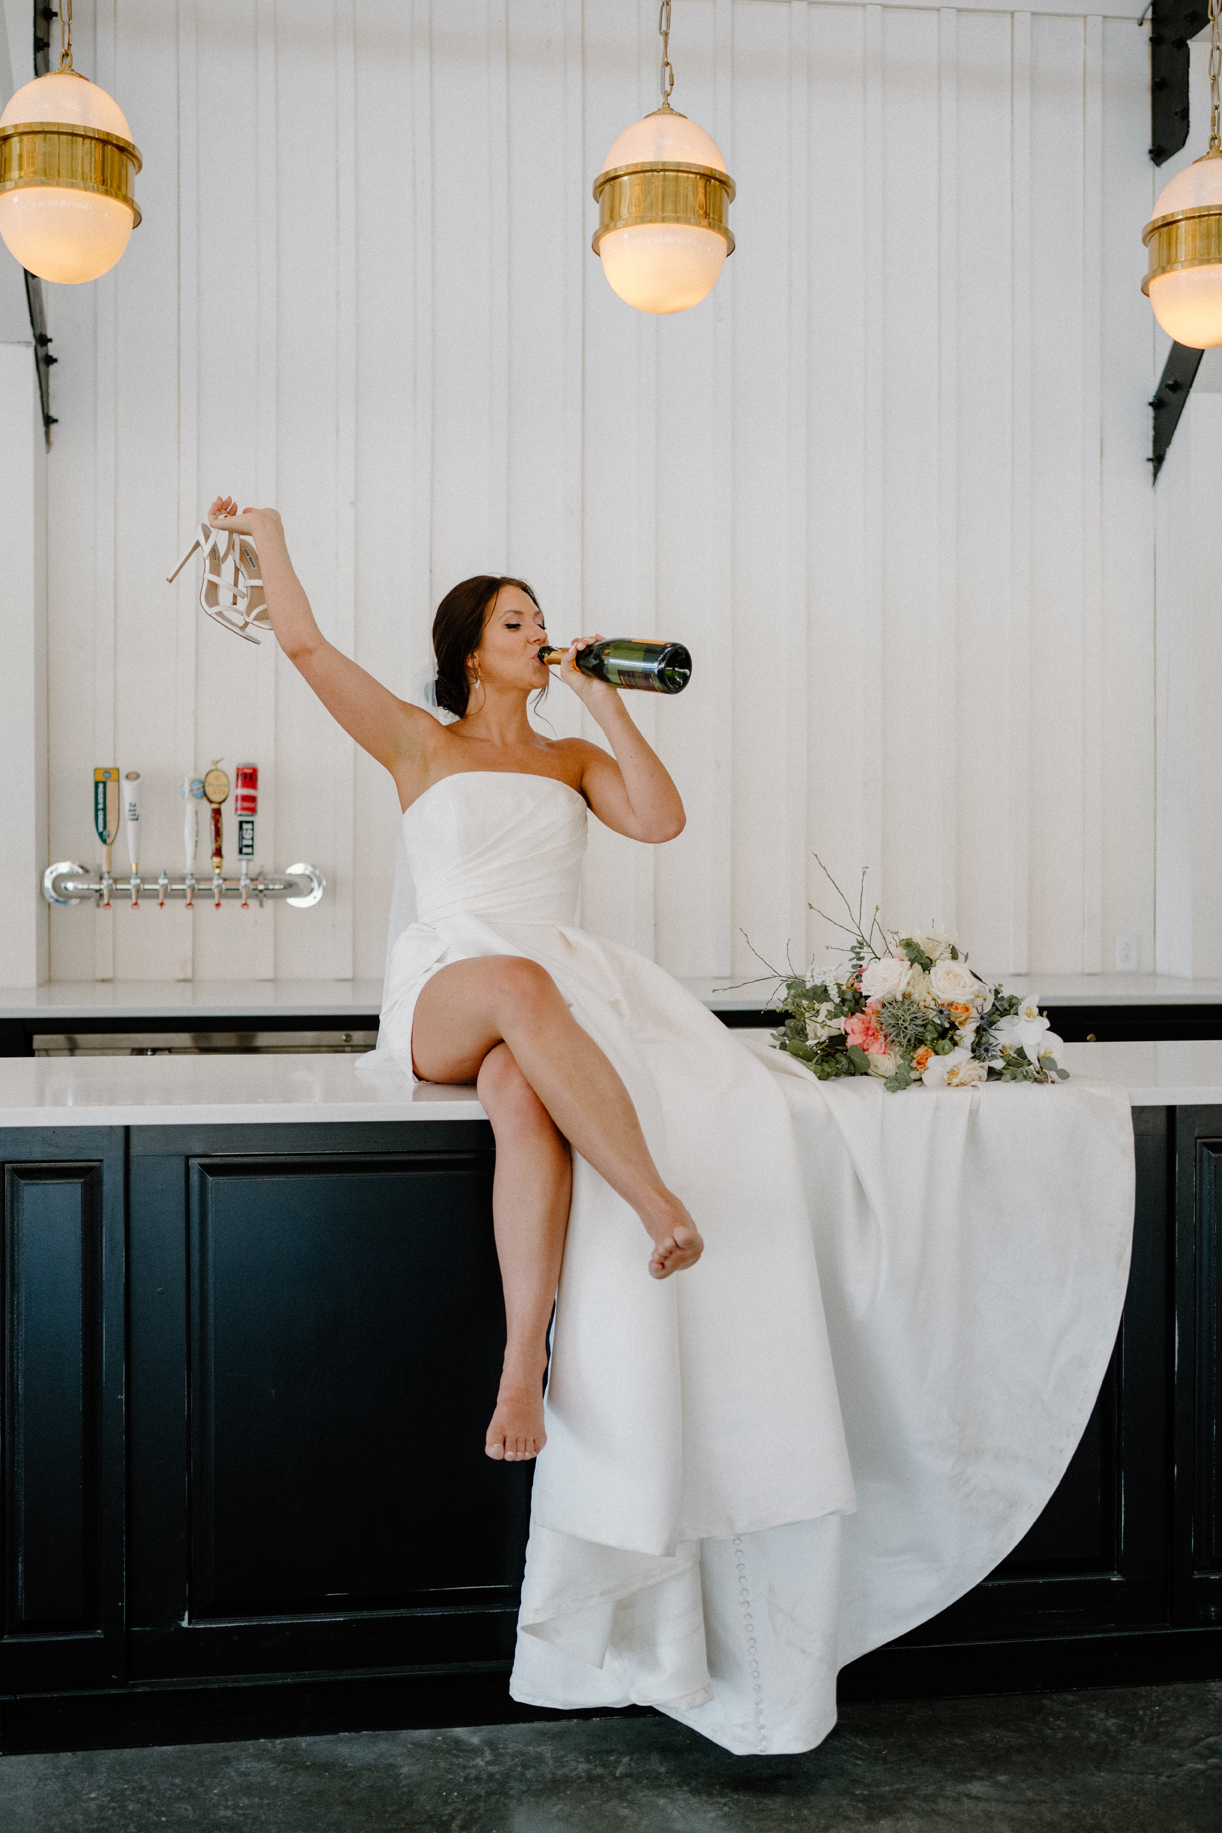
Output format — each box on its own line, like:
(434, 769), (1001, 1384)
(1, 1037), (1221, 1126)
(2, 973), (1222, 1023)
(0, 979), (385, 1021)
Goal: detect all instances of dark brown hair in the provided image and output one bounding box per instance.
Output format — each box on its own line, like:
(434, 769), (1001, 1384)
(432, 575), (542, 718)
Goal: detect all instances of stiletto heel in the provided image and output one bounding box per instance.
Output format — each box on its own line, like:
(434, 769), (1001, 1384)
(166, 520), (271, 645)
(166, 534), (201, 585)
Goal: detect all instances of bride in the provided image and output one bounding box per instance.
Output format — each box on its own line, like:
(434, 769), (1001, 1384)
(201, 497), (1133, 1759)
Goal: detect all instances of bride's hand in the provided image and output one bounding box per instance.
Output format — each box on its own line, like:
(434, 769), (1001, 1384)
(558, 634), (617, 708)
(207, 494), (283, 538)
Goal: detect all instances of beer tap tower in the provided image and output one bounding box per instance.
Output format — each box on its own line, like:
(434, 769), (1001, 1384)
(44, 765), (323, 910)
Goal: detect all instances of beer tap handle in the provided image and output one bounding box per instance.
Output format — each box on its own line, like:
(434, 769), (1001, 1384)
(180, 774), (204, 908)
(123, 771), (141, 908)
(94, 767), (118, 907)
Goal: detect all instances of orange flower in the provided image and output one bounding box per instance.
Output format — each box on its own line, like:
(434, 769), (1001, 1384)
(913, 1046), (934, 1073)
(944, 1001), (974, 1024)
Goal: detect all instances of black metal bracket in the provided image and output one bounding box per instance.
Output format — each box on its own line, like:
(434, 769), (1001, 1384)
(22, 1), (57, 449)
(1151, 0), (1209, 165)
(1147, 1), (1214, 478)
(1150, 341), (1205, 478)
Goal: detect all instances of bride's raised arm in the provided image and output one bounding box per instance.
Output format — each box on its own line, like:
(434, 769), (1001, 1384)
(205, 495), (432, 779)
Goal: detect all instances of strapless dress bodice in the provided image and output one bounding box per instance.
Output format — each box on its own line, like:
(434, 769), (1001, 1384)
(402, 770), (587, 927)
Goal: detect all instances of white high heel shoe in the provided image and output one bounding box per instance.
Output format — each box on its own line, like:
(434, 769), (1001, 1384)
(167, 521), (271, 645)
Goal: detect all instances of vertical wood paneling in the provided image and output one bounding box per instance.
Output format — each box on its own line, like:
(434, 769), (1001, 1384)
(412, 0), (434, 618)
(786, 1), (810, 966)
(487, 0), (509, 572)
(37, 0), (1163, 990)
(709, 0), (734, 975)
(936, 6), (958, 935)
(334, 0), (358, 982)
(93, 0), (118, 981)
(253, 0), (279, 980)
(1100, 15), (1155, 977)
(1028, 11), (1087, 971)
(862, 3), (885, 913)
(806, 0), (867, 972)
(1081, 12), (1104, 973)
(1008, 8), (1032, 975)
(955, 8), (1013, 975)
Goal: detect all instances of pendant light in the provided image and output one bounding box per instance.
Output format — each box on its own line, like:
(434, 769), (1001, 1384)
(0, 0), (141, 286)
(592, 1), (735, 316)
(1143, 0), (1222, 347)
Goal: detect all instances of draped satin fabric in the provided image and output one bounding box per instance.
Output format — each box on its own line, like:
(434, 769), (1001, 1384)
(371, 771), (1135, 1756)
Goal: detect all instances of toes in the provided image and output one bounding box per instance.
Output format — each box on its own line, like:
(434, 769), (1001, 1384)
(485, 1440), (505, 1460)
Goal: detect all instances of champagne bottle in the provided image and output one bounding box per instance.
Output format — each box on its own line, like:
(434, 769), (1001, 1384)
(537, 638), (692, 694)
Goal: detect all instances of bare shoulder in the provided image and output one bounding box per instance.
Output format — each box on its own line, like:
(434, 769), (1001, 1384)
(390, 704), (461, 804)
(544, 734), (611, 781)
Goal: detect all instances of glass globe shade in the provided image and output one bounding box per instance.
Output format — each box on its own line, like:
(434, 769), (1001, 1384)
(599, 221), (727, 314)
(595, 110), (732, 315)
(603, 111), (727, 175)
(0, 72), (137, 283)
(1145, 153), (1222, 348)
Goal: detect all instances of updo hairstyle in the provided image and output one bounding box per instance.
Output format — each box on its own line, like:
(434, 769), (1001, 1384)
(432, 575), (543, 718)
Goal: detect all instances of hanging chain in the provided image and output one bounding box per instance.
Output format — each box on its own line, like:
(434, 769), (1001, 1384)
(59, 0), (74, 71)
(659, 0), (675, 108)
(1210, 0), (1221, 151)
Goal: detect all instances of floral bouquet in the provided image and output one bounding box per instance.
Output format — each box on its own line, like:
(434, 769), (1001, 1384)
(766, 867), (1069, 1093)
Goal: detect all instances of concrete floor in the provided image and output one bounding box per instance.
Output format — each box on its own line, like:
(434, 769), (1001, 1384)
(0, 1682), (1219, 1833)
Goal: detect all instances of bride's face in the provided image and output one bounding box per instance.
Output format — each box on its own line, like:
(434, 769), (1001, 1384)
(472, 586), (549, 693)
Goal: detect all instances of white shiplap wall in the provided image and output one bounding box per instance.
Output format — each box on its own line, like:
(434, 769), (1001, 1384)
(26, 0), (1160, 985)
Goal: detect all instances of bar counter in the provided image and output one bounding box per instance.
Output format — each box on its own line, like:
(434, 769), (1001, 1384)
(1, 1035), (1219, 1756)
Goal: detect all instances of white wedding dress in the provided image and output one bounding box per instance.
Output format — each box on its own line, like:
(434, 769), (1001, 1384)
(371, 769), (1135, 1756)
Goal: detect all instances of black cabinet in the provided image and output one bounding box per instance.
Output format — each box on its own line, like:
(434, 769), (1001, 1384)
(125, 1123), (532, 1685)
(2, 1107), (1221, 1753)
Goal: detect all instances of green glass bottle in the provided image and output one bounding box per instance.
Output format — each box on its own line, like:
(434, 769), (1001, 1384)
(537, 638), (692, 694)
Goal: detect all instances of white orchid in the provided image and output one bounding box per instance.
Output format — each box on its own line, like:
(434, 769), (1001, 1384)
(806, 1004), (846, 1045)
(923, 1046), (987, 1089)
(991, 1009), (1051, 1065)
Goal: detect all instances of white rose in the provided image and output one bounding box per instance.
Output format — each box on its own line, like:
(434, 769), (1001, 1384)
(922, 1045), (971, 1087)
(867, 1049), (898, 1078)
(860, 955), (913, 1000)
(929, 957), (986, 1007)
(907, 926), (956, 962)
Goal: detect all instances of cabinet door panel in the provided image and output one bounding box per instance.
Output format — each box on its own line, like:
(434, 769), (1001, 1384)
(189, 1151), (528, 1618)
(0, 1131), (125, 1694)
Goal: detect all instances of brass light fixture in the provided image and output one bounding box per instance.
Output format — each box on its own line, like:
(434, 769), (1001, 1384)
(0, 0), (141, 286)
(1143, 0), (1222, 347)
(592, 1), (735, 315)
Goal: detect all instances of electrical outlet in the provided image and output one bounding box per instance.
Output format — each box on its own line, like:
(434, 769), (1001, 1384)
(1115, 934), (1139, 972)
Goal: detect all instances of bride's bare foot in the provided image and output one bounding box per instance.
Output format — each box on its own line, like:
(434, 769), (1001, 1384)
(645, 1199), (704, 1279)
(485, 1370), (547, 1462)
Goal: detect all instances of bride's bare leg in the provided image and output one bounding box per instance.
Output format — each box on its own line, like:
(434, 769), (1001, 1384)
(411, 956), (702, 1277)
(478, 1044), (571, 1463)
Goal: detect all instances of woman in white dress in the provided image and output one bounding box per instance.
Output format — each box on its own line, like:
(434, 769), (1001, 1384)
(206, 495), (705, 1467)
(201, 496), (1134, 1757)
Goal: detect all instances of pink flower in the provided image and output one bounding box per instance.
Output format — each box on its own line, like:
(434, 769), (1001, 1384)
(845, 1001), (889, 1056)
